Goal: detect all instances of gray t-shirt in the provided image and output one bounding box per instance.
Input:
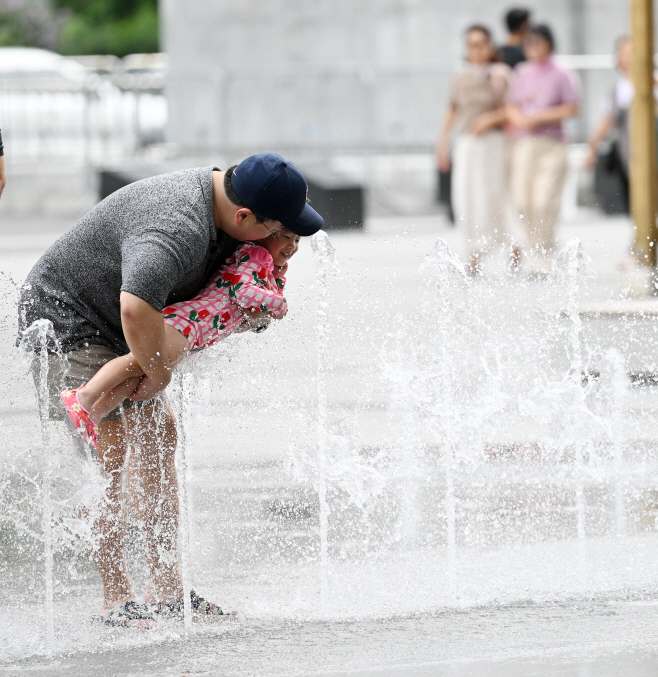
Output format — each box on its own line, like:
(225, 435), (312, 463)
(19, 166), (239, 355)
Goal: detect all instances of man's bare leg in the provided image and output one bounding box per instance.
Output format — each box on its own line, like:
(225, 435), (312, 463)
(124, 400), (184, 603)
(93, 417), (134, 612)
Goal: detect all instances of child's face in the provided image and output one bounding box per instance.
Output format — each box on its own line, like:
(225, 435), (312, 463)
(261, 229), (301, 267)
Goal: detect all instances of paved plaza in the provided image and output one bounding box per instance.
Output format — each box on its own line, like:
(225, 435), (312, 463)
(4, 207), (658, 676)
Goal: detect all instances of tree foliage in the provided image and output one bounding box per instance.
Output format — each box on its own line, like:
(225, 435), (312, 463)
(0, 0), (63, 50)
(55, 0), (159, 56)
(0, 0), (159, 56)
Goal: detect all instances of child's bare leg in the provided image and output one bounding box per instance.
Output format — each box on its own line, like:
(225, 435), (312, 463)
(78, 354), (145, 421)
(90, 376), (143, 425)
(81, 326), (190, 424)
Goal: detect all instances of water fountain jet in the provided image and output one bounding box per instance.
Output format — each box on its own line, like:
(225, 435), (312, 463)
(311, 230), (339, 609)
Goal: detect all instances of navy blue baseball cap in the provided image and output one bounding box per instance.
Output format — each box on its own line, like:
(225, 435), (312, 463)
(231, 153), (324, 236)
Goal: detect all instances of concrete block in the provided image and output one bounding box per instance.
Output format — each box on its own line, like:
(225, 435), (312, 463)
(99, 167), (160, 201)
(302, 168), (364, 230)
(98, 164), (364, 230)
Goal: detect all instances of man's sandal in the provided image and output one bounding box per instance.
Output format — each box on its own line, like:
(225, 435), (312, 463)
(92, 599), (157, 629)
(151, 589), (236, 620)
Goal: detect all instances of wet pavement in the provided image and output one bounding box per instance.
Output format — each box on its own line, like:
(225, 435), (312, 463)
(3, 209), (658, 676)
(3, 597), (658, 676)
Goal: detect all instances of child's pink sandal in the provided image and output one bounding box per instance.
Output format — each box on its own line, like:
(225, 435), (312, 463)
(60, 386), (98, 451)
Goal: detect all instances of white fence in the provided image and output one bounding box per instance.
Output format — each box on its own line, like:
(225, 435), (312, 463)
(0, 73), (167, 162)
(0, 54), (616, 161)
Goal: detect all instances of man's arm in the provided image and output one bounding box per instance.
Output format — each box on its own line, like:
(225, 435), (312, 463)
(120, 291), (173, 401)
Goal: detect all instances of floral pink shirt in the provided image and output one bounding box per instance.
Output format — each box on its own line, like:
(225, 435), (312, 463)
(162, 242), (287, 352)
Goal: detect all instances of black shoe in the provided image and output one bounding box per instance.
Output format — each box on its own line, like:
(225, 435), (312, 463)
(152, 589), (236, 619)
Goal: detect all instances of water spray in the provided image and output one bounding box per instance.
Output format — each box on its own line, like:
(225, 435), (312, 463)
(311, 230), (339, 610)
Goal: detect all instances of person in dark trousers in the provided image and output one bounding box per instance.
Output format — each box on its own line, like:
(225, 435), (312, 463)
(499, 8), (531, 69)
(585, 37), (632, 215)
(0, 129), (5, 200)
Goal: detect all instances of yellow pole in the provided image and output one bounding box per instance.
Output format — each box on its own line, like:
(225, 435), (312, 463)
(630, 0), (658, 266)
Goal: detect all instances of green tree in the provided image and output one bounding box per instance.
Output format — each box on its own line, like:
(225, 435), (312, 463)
(0, 0), (159, 56)
(0, 0), (63, 50)
(55, 0), (159, 56)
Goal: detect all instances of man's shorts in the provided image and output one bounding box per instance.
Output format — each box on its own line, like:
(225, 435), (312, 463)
(29, 344), (164, 421)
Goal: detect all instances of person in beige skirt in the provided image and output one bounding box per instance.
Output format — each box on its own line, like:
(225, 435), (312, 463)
(437, 24), (516, 275)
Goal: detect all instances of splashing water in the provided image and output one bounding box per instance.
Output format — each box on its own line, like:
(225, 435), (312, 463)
(4, 318), (107, 657)
(4, 229), (658, 663)
(603, 348), (628, 536)
(22, 319), (56, 652)
(310, 230), (339, 609)
(418, 239), (470, 601)
(175, 368), (196, 631)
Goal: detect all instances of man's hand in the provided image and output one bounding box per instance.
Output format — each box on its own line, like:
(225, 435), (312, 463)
(120, 291), (173, 401)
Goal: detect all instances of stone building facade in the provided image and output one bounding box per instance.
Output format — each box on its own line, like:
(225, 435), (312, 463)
(161, 0), (630, 156)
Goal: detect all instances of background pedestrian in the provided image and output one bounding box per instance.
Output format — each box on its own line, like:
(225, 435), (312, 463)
(0, 128), (5, 200)
(499, 8), (531, 69)
(585, 37), (632, 218)
(507, 24), (580, 274)
(437, 25), (514, 274)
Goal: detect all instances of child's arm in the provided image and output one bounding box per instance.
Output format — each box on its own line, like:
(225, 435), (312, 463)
(228, 255), (288, 319)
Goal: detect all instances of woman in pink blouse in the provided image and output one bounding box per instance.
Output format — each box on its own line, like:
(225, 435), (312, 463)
(506, 24), (580, 273)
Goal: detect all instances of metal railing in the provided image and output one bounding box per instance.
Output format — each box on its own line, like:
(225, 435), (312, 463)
(0, 70), (166, 161)
(0, 54), (617, 160)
